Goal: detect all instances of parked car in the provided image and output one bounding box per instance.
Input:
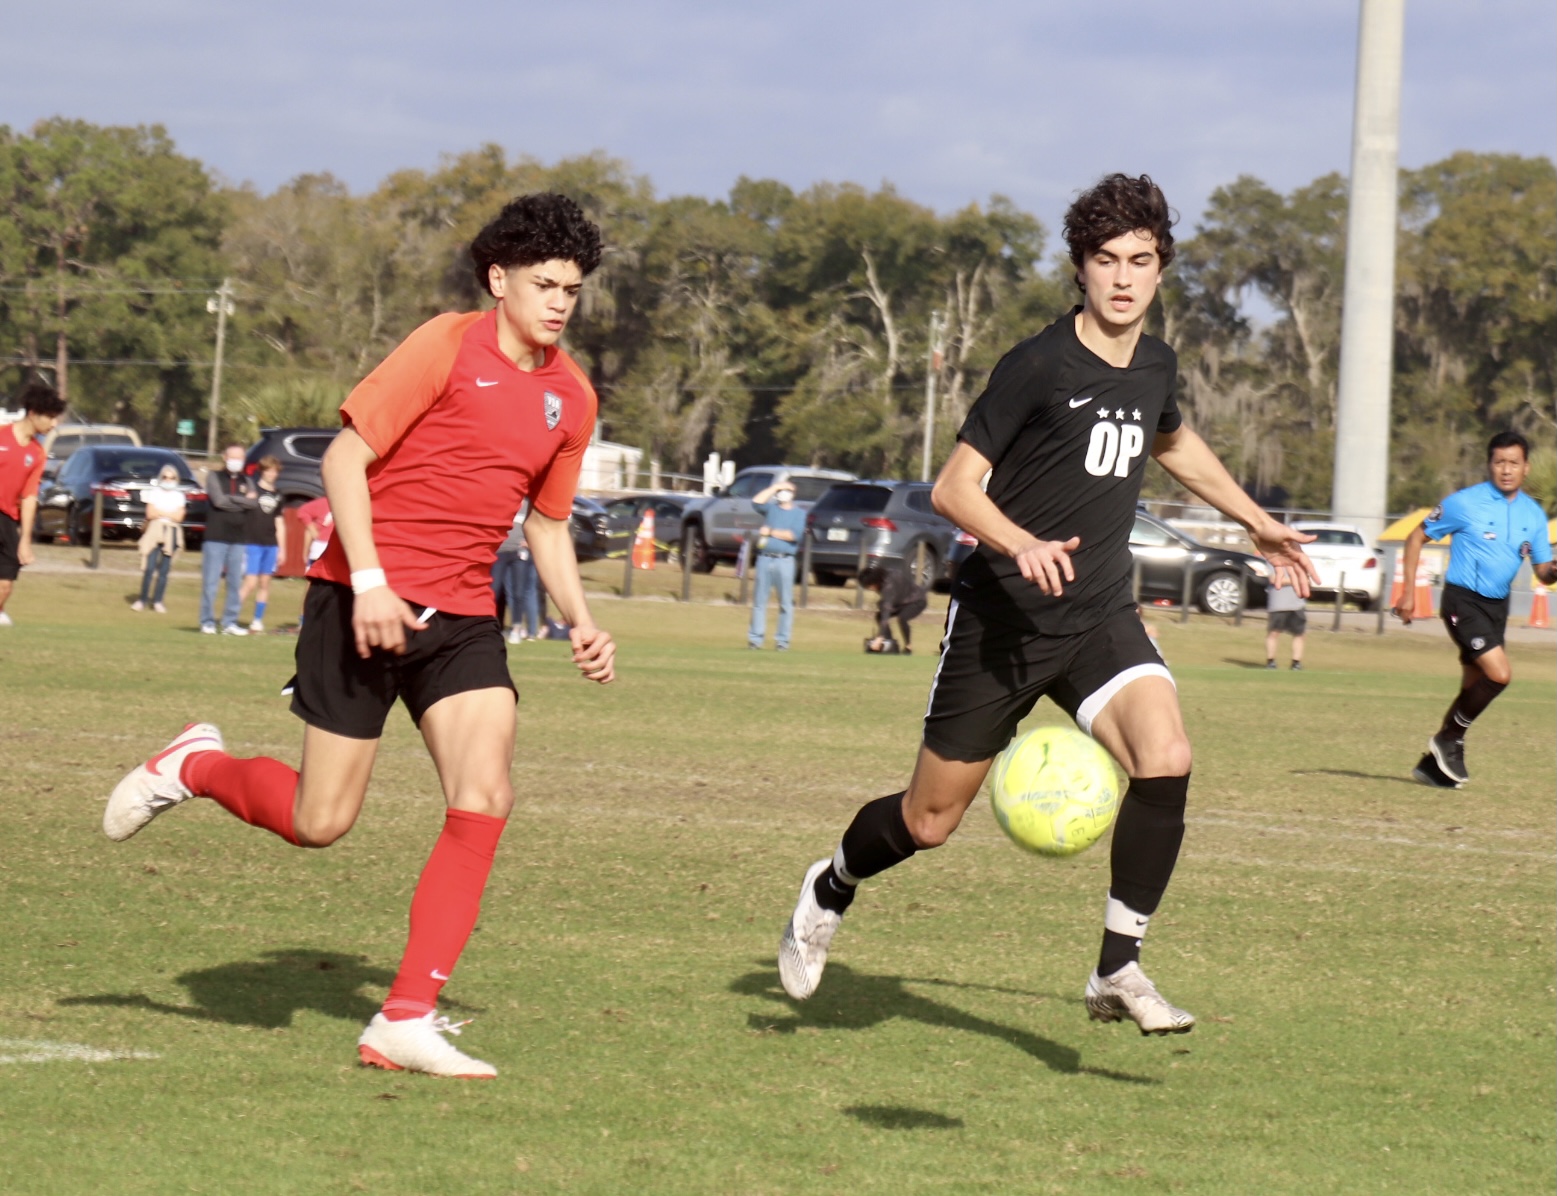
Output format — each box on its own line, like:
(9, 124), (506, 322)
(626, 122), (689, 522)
(570, 495), (612, 560)
(805, 481), (960, 589)
(598, 493), (698, 560)
(244, 427), (341, 504)
(34, 446), (208, 547)
(1128, 510), (1269, 614)
(679, 465), (855, 572)
(1290, 521), (1382, 609)
(43, 423), (141, 462)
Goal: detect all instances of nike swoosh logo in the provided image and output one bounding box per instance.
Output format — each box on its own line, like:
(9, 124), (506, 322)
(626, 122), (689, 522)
(475, 378), (499, 388)
(1068, 395), (1094, 408)
(431, 969), (450, 981)
(146, 730), (218, 777)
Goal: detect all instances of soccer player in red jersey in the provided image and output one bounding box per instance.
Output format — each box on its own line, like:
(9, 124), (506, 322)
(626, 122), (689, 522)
(105, 194), (616, 1078)
(0, 381), (65, 627)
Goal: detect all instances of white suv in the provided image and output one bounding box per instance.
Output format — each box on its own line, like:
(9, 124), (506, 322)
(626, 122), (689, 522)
(1290, 522), (1382, 609)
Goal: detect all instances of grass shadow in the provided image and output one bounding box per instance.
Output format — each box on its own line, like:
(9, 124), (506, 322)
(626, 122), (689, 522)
(57, 949), (467, 1029)
(732, 961), (1156, 1086)
(1221, 657), (1273, 670)
(1291, 768), (1419, 787)
(844, 1105), (964, 1130)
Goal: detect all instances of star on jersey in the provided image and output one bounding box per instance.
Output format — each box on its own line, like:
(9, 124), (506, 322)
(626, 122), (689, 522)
(1114, 408), (1126, 419)
(1096, 407), (1110, 420)
(1132, 409), (1142, 421)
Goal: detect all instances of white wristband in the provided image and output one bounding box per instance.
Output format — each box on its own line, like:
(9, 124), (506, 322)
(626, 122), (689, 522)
(351, 568), (388, 595)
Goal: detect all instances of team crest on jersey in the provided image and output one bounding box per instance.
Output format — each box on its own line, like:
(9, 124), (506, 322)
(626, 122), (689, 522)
(1470, 636), (1486, 651)
(1520, 541), (1532, 558)
(1428, 505), (1441, 522)
(544, 391), (562, 430)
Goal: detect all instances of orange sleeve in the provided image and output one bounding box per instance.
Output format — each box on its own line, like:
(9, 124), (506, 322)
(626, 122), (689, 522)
(529, 353), (598, 521)
(339, 312), (483, 457)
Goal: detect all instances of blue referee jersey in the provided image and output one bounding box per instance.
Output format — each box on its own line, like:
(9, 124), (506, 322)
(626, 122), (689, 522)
(1421, 481), (1552, 600)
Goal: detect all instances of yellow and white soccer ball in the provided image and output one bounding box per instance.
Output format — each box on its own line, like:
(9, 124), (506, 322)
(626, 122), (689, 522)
(988, 725), (1122, 857)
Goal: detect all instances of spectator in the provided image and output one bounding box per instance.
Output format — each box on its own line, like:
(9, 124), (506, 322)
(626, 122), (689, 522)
(747, 475), (805, 651)
(200, 443), (257, 635)
(1264, 581), (1306, 671)
(132, 464), (187, 613)
(492, 504), (540, 644)
(860, 561), (929, 654)
(0, 380), (65, 627)
(297, 495), (334, 567)
(239, 456), (286, 631)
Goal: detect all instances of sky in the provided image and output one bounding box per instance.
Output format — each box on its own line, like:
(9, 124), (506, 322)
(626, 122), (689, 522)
(3, 0), (1554, 254)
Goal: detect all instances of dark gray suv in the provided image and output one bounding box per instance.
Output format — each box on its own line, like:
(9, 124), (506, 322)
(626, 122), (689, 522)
(805, 481), (959, 589)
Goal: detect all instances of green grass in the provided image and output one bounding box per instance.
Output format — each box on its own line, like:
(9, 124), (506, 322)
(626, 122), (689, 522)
(1, 568), (1553, 1194)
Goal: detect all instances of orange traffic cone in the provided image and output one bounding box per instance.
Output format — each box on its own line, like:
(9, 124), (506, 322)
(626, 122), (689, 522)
(1389, 556), (1406, 609)
(1529, 583), (1551, 629)
(1412, 564), (1434, 619)
(631, 507), (656, 570)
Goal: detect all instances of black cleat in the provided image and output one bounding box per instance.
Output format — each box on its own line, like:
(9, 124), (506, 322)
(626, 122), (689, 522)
(1290, 661), (1303, 671)
(1412, 752), (1462, 790)
(1428, 733), (1468, 784)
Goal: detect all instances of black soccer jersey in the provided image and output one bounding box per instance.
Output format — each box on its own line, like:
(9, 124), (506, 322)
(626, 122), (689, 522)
(952, 306), (1182, 634)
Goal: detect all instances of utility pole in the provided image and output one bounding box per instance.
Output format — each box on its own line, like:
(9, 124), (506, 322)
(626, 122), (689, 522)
(1332, 0), (1405, 544)
(205, 278), (235, 459)
(920, 310), (945, 483)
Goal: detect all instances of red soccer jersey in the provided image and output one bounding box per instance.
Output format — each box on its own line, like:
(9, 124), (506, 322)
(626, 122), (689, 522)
(0, 425), (47, 520)
(310, 310), (597, 615)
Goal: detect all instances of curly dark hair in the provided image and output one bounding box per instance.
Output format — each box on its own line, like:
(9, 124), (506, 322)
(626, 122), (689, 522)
(469, 193), (603, 296)
(1487, 430), (1529, 461)
(1063, 174), (1176, 291)
(15, 379), (65, 417)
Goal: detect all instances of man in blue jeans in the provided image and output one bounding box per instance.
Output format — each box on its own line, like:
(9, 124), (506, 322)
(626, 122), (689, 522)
(200, 444), (257, 635)
(747, 475), (806, 651)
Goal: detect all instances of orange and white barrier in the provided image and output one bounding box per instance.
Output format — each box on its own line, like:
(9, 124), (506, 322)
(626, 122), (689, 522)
(1412, 564), (1434, 619)
(1389, 557), (1406, 609)
(631, 508), (657, 570)
(1529, 583), (1551, 629)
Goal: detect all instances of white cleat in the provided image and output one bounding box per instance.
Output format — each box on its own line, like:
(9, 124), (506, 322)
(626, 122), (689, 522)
(778, 858), (842, 1001)
(248, 619), (265, 633)
(1085, 961), (1195, 1036)
(104, 723), (224, 842)
(357, 1013), (496, 1079)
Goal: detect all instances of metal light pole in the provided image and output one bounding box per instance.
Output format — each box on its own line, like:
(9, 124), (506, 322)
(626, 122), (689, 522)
(205, 278), (235, 459)
(1331, 0), (1406, 544)
(920, 311), (945, 483)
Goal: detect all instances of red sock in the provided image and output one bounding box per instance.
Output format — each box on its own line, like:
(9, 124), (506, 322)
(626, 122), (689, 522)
(181, 752), (301, 845)
(381, 809), (507, 1021)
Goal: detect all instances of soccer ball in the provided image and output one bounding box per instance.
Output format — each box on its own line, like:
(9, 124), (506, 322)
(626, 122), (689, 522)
(988, 725), (1122, 857)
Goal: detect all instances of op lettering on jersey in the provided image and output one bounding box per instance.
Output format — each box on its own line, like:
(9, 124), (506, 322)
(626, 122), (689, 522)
(954, 306), (1182, 635)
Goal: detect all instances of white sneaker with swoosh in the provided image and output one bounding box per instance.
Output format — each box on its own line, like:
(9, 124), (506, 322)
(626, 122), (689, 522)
(358, 1012), (497, 1079)
(104, 722), (224, 841)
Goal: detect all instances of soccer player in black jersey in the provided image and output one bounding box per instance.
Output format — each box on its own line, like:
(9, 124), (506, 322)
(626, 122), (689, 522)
(779, 174), (1319, 1034)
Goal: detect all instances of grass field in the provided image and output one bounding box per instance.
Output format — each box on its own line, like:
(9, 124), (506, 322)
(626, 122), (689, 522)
(1, 564), (1553, 1195)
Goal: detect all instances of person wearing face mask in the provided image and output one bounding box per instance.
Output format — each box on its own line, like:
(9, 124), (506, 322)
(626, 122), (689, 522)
(132, 465), (187, 613)
(746, 474), (806, 651)
(199, 444), (258, 634)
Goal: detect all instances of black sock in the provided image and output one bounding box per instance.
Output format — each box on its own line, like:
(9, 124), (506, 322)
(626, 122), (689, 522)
(813, 791), (914, 914)
(1439, 677), (1507, 739)
(1099, 774), (1189, 975)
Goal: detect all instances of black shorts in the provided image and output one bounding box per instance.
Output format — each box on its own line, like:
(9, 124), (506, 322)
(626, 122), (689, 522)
(0, 513), (19, 581)
(1440, 583), (1508, 666)
(922, 602), (1173, 762)
(1266, 609), (1307, 635)
(289, 581), (516, 740)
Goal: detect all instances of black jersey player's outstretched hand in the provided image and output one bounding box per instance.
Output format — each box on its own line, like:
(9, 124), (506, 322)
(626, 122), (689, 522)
(1248, 518), (1319, 598)
(1013, 535), (1082, 596)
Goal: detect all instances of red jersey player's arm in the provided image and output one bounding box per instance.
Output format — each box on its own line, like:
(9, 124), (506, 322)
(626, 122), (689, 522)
(320, 427), (421, 657)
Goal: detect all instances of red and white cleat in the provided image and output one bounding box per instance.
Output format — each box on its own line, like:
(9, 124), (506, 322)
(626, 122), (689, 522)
(357, 1012), (497, 1079)
(104, 723), (224, 842)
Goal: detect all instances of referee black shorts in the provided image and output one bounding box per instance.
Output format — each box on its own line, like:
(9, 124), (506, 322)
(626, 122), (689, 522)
(922, 601), (1172, 763)
(289, 581), (516, 740)
(1440, 582), (1509, 666)
(0, 513), (20, 581)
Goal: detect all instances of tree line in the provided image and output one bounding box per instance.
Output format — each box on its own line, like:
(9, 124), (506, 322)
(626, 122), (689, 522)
(1, 118), (1552, 511)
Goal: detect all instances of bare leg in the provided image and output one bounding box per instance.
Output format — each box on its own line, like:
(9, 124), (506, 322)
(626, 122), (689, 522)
(900, 744), (994, 847)
(291, 726), (379, 846)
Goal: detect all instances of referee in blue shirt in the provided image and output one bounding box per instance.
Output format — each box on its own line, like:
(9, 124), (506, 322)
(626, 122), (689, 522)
(1395, 431), (1556, 786)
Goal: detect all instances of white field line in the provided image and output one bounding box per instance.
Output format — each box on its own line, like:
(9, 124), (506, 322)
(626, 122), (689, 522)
(0, 1038), (160, 1065)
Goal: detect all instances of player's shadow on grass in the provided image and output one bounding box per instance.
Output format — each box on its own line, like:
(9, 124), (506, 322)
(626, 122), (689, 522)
(844, 1105), (964, 1130)
(57, 949), (462, 1029)
(731, 962), (1155, 1086)
(1291, 767), (1418, 787)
